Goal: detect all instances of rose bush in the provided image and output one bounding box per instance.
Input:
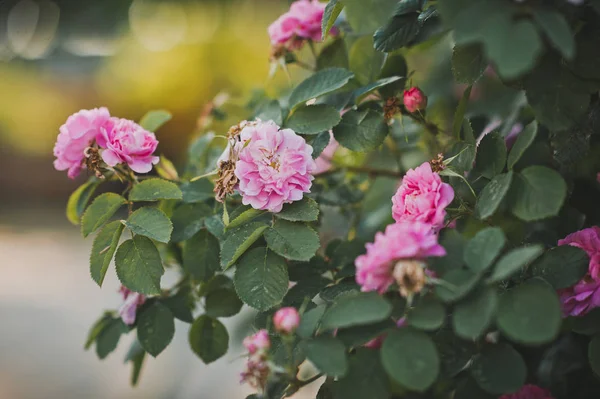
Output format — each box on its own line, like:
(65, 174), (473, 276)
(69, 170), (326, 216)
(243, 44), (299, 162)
(54, 1), (600, 398)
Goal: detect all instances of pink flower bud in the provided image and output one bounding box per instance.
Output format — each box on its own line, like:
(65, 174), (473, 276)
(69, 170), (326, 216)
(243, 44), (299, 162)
(403, 87), (428, 113)
(118, 286), (146, 326)
(243, 329), (271, 354)
(273, 307), (300, 334)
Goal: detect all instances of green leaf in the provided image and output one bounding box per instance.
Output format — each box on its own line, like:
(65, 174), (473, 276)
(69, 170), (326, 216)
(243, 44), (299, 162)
(572, 308), (600, 335)
(286, 104), (341, 135)
(352, 77), (403, 103)
(310, 130), (333, 159)
(475, 132), (506, 179)
(221, 222), (269, 269)
(205, 288), (243, 318)
(298, 305), (327, 338)
(85, 313), (112, 350)
(488, 245), (543, 283)
(90, 221), (125, 286)
(66, 178), (99, 225)
(171, 203), (213, 242)
(531, 246), (589, 289)
(256, 99), (283, 126)
(129, 179), (182, 202)
(115, 236), (164, 295)
(378, 54), (408, 98)
(183, 230), (220, 282)
(349, 36), (386, 84)
(373, 13), (421, 52)
(464, 227), (506, 273)
(180, 179), (214, 203)
(124, 340), (146, 386)
(332, 109), (388, 152)
(509, 166), (567, 221)
(470, 344), (526, 395)
(288, 68), (354, 109)
(452, 43), (486, 84)
(534, 10), (575, 60)
(320, 292), (392, 330)
(344, 0), (398, 34)
(96, 317), (128, 360)
(317, 38), (349, 70)
(496, 278), (561, 345)
(81, 193), (127, 237)
(161, 288), (194, 323)
(234, 247), (289, 311)
(589, 334), (600, 377)
(475, 171), (513, 220)
(435, 269), (480, 303)
(322, 0), (344, 40)
(226, 208), (266, 230)
(453, 287), (498, 340)
(336, 320), (394, 348)
(306, 337), (348, 378)
(407, 297), (445, 331)
(381, 329), (440, 392)
(507, 121), (537, 169)
(189, 315), (229, 364)
(264, 220), (320, 261)
(275, 198), (319, 222)
(139, 110), (172, 132)
(453, 85), (472, 140)
(137, 302), (175, 357)
(124, 207), (172, 243)
(332, 349), (390, 399)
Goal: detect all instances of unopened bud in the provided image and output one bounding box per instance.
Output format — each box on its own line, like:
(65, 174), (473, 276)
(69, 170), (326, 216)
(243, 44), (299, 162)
(403, 87), (428, 113)
(273, 307), (300, 334)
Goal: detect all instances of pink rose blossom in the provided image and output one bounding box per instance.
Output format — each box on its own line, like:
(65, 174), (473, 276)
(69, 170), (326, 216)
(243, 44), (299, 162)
(314, 132), (339, 174)
(118, 286), (146, 326)
(234, 120), (316, 213)
(559, 278), (600, 317)
(355, 221), (446, 293)
(268, 0), (331, 49)
(403, 87), (427, 113)
(392, 162), (454, 229)
(499, 384), (554, 399)
(243, 329), (271, 355)
(273, 307), (300, 334)
(53, 107), (111, 179)
(558, 227), (600, 279)
(97, 118), (159, 174)
(268, 12), (301, 46)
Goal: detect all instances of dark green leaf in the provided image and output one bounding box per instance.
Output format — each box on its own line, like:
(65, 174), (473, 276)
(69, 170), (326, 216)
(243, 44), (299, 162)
(509, 166), (567, 221)
(381, 329), (440, 392)
(96, 317), (128, 360)
(161, 288), (194, 323)
(85, 313), (112, 350)
(507, 121), (537, 169)
(332, 109), (388, 152)
(331, 349), (390, 399)
(275, 198), (319, 222)
(322, 0), (344, 40)
(124, 207), (172, 243)
(464, 227), (506, 273)
(373, 13), (421, 52)
(589, 334), (600, 377)
(470, 344), (526, 395)
(317, 38), (349, 70)
(90, 221), (125, 286)
(453, 85), (472, 140)
(475, 171), (513, 220)
(264, 220), (320, 261)
(205, 288), (243, 318)
(256, 99), (283, 126)
(336, 320), (394, 348)
(81, 193), (127, 237)
(297, 304), (326, 338)
(115, 236), (164, 295)
(306, 336), (348, 377)
(488, 245), (543, 283)
(534, 10), (575, 60)
(221, 222), (269, 269)
(344, 0), (398, 34)
(572, 308), (600, 335)
(125, 340), (146, 386)
(349, 36), (386, 84)
(66, 178), (99, 225)
(320, 292), (392, 330)
(171, 203), (213, 242)
(352, 77), (403, 103)
(137, 302), (175, 357)
(310, 131), (332, 159)
(407, 296), (445, 331)
(180, 179), (214, 203)
(452, 43), (486, 84)
(531, 246), (589, 289)
(129, 179), (182, 202)
(435, 269), (479, 303)
(496, 278), (561, 345)
(476, 132), (506, 179)
(234, 247), (289, 311)
(189, 315), (229, 364)
(288, 68), (354, 109)
(453, 287), (498, 340)
(139, 110), (172, 132)
(183, 230), (220, 282)
(286, 104), (341, 135)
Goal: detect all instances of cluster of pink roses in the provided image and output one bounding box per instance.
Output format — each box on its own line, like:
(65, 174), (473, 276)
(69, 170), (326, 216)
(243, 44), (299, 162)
(355, 161), (454, 295)
(53, 108), (159, 179)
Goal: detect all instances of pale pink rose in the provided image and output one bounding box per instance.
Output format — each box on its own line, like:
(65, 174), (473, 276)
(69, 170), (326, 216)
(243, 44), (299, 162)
(97, 118), (159, 174)
(355, 221), (446, 293)
(118, 286), (146, 326)
(243, 329), (271, 355)
(234, 120), (316, 213)
(392, 162), (454, 229)
(559, 278), (600, 317)
(273, 307), (300, 334)
(314, 132), (339, 174)
(403, 87), (427, 113)
(559, 227), (600, 279)
(268, 12), (301, 45)
(499, 384), (554, 399)
(53, 107), (111, 179)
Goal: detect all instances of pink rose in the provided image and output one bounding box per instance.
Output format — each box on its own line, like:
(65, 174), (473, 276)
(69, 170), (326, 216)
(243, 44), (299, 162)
(268, 0), (331, 49)
(273, 307), (300, 334)
(234, 120), (316, 213)
(559, 278), (600, 317)
(97, 118), (160, 174)
(53, 107), (111, 179)
(118, 286), (146, 326)
(499, 384), (554, 399)
(268, 12), (301, 46)
(558, 227), (600, 279)
(243, 329), (271, 355)
(403, 87), (427, 113)
(314, 132), (339, 175)
(355, 221), (446, 293)
(392, 162), (454, 229)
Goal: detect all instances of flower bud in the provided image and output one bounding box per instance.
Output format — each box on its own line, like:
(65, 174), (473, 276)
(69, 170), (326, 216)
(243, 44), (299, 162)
(392, 260), (426, 298)
(273, 307), (300, 334)
(403, 87), (428, 113)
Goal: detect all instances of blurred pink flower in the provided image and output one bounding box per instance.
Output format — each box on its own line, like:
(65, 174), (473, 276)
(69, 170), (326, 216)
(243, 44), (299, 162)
(234, 120), (316, 213)
(97, 118), (159, 174)
(499, 384), (554, 399)
(268, 0), (333, 49)
(355, 221), (446, 293)
(559, 227), (600, 280)
(392, 162), (454, 229)
(243, 329), (271, 355)
(241, 329), (271, 391)
(118, 286), (146, 326)
(559, 278), (600, 317)
(273, 307), (300, 334)
(53, 107), (110, 179)
(314, 132), (339, 174)
(403, 87), (427, 113)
